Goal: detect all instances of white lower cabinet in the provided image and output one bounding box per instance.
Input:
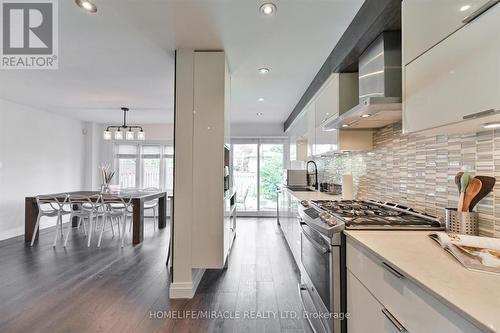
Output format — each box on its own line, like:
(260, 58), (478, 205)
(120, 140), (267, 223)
(277, 189), (301, 266)
(347, 270), (402, 333)
(346, 237), (484, 333)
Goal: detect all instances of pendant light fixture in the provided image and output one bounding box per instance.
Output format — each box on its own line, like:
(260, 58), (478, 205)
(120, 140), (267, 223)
(103, 107), (145, 141)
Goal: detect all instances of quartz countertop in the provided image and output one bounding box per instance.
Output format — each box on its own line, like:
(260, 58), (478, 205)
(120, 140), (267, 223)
(281, 186), (342, 201)
(344, 230), (500, 333)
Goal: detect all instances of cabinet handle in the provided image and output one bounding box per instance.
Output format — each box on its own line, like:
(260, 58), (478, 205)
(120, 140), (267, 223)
(462, 108), (500, 120)
(382, 262), (404, 279)
(382, 308), (407, 332)
(462, 0), (500, 23)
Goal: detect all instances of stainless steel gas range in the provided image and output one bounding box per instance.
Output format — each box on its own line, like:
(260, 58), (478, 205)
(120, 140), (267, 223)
(297, 199), (444, 333)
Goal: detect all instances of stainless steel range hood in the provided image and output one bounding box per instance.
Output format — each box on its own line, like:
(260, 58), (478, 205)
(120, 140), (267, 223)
(324, 32), (402, 130)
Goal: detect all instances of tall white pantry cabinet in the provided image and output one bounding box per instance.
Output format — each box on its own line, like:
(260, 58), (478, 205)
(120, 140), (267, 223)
(173, 50), (234, 287)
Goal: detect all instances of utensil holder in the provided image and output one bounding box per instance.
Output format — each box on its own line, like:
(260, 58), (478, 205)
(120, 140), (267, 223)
(444, 208), (479, 235)
(101, 184), (110, 194)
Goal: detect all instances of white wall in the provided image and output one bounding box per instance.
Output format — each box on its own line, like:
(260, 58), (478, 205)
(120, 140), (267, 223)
(0, 99), (86, 240)
(139, 124), (174, 141)
(231, 122), (285, 138)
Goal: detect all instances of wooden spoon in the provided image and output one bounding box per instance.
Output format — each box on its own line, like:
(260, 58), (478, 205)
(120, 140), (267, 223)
(462, 177), (482, 212)
(454, 172), (464, 193)
(469, 176), (496, 211)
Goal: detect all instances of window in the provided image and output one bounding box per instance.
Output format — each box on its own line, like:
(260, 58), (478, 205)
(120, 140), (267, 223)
(114, 143), (173, 193)
(163, 146), (174, 192)
(116, 145), (138, 189)
(142, 146), (161, 189)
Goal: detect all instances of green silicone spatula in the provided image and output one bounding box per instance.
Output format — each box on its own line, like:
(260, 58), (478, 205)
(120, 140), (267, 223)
(457, 172), (469, 212)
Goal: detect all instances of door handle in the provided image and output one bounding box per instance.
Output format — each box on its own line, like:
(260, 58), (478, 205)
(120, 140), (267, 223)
(382, 308), (407, 332)
(462, 0), (500, 23)
(299, 222), (330, 254)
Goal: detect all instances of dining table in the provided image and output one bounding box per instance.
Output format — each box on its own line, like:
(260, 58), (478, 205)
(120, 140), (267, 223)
(25, 190), (168, 245)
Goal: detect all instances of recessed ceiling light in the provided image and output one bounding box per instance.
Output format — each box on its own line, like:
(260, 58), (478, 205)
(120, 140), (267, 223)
(258, 68), (270, 74)
(342, 124), (349, 128)
(260, 3), (277, 16)
(481, 122), (500, 129)
(360, 114), (371, 118)
(460, 4), (471, 12)
(257, 112), (264, 116)
(75, 0), (97, 13)
(258, 97), (265, 102)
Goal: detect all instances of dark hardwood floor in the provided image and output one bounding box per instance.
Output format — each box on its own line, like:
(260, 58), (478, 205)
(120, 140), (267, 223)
(0, 218), (309, 333)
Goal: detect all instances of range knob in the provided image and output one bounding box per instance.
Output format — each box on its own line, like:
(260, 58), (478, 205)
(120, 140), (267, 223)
(300, 200), (309, 207)
(319, 212), (337, 226)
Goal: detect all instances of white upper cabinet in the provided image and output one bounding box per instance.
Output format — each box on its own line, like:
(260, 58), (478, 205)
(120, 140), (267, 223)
(305, 102), (316, 158)
(315, 123), (339, 156)
(315, 73), (358, 126)
(403, 2), (500, 133)
(287, 73), (371, 157)
(287, 111), (308, 162)
(315, 74), (340, 126)
(315, 74), (371, 155)
(402, 0), (491, 65)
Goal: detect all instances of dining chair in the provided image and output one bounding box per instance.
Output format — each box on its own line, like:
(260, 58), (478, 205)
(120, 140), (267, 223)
(142, 187), (160, 229)
(31, 194), (71, 247)
(236, 187), (249, 210)
(100, 195), (133, 247)
(64, 194), (104, 247)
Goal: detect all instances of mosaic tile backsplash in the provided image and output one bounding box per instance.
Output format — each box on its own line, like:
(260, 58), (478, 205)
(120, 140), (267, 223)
(314, 123), (500, 238)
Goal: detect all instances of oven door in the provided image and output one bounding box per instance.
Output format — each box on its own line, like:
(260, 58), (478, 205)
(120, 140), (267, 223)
(300, 221), (332, 311)
(299, 217), (343, 333)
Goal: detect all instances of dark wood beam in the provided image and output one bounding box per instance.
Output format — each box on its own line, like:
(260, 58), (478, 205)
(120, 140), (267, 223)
(284, 0), (401, 131)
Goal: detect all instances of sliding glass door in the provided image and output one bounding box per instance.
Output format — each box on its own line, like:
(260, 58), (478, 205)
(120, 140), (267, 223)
(259, 144), (284, 211)
(233, 140), (285, 216)
(233, 144), (258, 212)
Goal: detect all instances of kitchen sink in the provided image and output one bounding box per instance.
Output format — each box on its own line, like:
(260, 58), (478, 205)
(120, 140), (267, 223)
(286, 186), (315, 192)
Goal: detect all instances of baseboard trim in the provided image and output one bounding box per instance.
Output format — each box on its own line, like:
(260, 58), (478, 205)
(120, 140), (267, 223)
(169, 282), (195, 298)
(192, 268), (205, 294)
(0, 226), (24, 242)
(169, 268), (205, 299)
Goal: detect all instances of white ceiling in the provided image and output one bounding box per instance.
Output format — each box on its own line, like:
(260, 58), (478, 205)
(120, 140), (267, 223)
(0, 0), (363, 125)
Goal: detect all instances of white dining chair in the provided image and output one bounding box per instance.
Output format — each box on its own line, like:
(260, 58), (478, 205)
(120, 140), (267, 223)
(31, 194), (71, 247)
(64, 194), (104, 247)
(143, 187), (160, 229)
(100, 195), (133, 247)
(127, 187), (160, 232)
(236, 187), (249, 210)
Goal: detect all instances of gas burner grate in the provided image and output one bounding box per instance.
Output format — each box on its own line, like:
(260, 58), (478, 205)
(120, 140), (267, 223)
(311, 199), (442, 228)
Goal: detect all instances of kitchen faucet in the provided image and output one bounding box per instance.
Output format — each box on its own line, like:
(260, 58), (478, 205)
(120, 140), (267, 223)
(306, 160), (318, 190)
